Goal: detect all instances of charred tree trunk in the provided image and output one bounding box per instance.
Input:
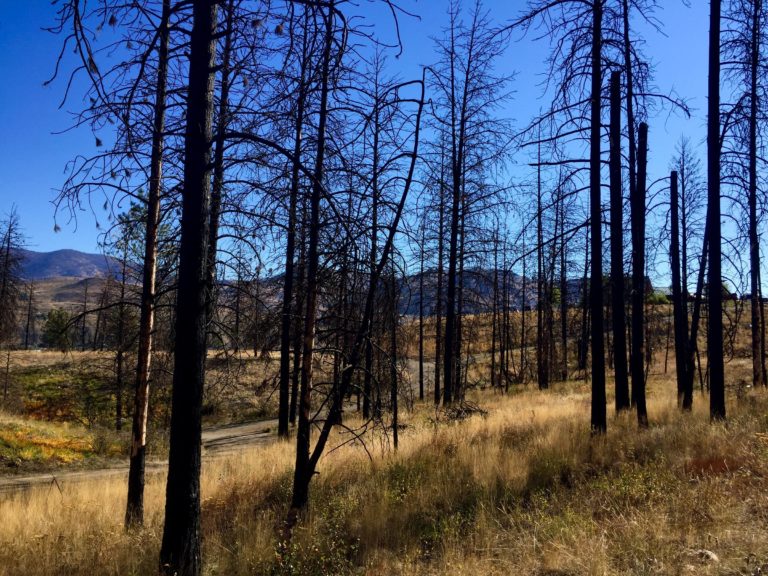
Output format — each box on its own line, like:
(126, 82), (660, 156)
(748, 0), (766, 389)
(671, 171), (691, 409)
(631, 123), (649, 428)
(589, 0), (606, 433)
(609, 71), (630, 411)
(158, 2), (217, 574)
(707, 0), (726, 421)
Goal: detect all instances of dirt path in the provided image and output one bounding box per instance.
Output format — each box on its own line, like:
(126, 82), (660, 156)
(0, 418), (279, 494)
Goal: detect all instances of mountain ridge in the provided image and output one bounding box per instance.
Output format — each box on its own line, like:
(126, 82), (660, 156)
(18, 248), (118, 280)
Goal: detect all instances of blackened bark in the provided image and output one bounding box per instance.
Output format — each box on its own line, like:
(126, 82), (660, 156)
(609, 71), (629, 411)
(708, 0), (726, 421)
(670, 171), (691, 409)
(631, 123), (649, 428)
(748, 0), (766, 389)
(590, 0), (606, 434)
(158, 2), (217, 574)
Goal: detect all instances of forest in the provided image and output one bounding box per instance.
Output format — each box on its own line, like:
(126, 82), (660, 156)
(1, 0), (768, 574)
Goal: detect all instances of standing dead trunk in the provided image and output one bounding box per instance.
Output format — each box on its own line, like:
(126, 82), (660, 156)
(589, 0), (606, 433)
(158, 2), (217, 573)
(671, 171), (691, 409)
(609, 71), (630, 411)
(126, 0), (170, 529)
(747, 0), (766, 389)
(707, 0), (726, 421)
(631, 123), (649, 428)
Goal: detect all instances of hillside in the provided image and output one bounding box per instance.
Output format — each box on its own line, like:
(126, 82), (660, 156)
(18, 249), (117, 280)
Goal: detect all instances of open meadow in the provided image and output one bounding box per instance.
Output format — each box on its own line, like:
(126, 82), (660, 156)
(1, 336), (767, 575)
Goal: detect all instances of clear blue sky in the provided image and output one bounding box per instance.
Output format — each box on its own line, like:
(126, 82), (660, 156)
(0, 1), (709, 256)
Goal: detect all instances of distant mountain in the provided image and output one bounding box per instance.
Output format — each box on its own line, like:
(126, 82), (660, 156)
(18, 249), (118, 280)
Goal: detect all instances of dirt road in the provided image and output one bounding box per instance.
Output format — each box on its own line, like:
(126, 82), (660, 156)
(0, 418), (278, 494)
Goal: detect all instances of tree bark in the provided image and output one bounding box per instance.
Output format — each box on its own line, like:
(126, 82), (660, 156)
(748, 0), (766, 389)
(609, 71), (630, 411)
(631, 123), (649, 428)
(126, 0), (170, 529)
(671, 170), (691, 409)
(707, 0), (726, 421)
(590, 0), (606, 433)
(158, 1), (217, 573)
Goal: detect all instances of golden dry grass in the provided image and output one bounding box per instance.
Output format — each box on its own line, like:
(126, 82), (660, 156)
(0, 369), (766, 575)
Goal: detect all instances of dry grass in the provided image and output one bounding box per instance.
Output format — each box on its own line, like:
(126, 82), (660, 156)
(1, 370), (767, 575)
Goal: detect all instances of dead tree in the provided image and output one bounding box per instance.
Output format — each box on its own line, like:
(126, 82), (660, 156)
(609, 71), (630, 411)
(707, 0), (726, 421)
(631, 122), (649, 427)
(670, 170), (691, 409)
(158, 1), (218, 574)
(126, 0), (171, 529)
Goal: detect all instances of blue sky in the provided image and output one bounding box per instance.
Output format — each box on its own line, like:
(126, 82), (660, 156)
(0, 1), (709, 255)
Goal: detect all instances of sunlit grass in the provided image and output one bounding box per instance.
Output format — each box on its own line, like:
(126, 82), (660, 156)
(0, 373), (766, 575)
